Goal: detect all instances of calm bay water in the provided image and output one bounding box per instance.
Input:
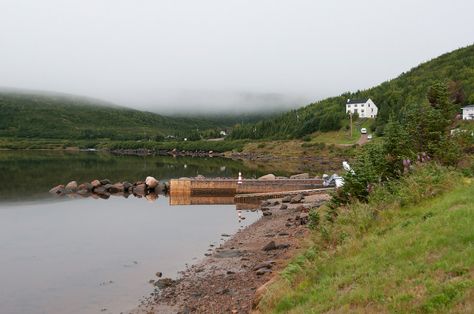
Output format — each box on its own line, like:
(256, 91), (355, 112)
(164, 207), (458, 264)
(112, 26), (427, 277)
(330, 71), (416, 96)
(0, 151), (270, 314)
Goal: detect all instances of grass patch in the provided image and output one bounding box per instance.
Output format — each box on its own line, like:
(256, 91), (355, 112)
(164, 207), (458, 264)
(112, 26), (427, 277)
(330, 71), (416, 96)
(258, 165), (474, 313)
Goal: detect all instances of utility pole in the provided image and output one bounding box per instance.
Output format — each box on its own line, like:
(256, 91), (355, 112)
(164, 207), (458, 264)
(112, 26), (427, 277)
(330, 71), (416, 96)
(350, 112), (353, 138)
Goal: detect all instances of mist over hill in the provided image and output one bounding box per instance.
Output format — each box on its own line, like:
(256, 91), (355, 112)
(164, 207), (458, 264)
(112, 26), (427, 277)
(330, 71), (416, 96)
(0, 89), (274, 141)
(230, 44), (474, 140)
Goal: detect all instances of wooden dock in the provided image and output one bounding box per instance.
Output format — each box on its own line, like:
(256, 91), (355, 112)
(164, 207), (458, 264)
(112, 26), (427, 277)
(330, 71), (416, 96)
(169, 178), (332, 205)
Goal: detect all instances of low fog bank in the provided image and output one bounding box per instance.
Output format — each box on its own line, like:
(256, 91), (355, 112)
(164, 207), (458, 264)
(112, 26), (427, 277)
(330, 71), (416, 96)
(0, 86), (312, 117)
(135, 90), (311, 116)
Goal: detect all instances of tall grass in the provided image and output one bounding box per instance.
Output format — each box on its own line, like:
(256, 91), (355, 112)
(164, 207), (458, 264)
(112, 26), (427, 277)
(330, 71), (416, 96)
(258, 163), (474, 313)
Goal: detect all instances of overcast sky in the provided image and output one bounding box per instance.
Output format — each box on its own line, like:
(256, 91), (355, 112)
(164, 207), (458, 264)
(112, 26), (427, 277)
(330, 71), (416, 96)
(0, 0), (473, 114)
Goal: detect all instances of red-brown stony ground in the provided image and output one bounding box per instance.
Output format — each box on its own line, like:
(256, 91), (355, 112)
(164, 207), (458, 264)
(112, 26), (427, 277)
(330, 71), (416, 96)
(132, 193), (330, 314)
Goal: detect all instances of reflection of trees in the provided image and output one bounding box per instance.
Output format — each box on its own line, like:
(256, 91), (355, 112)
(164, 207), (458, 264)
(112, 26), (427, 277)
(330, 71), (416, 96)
(0, 151), (269, 202)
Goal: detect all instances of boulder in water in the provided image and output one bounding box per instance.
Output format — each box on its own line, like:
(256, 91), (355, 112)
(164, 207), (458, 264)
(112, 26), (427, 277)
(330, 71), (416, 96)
(49, 185), (65, 195)
(145, 176), (159, 189)
(100, 179), (111, 185)
(65, 181), (78, 192)
(91, 180), (101, 188)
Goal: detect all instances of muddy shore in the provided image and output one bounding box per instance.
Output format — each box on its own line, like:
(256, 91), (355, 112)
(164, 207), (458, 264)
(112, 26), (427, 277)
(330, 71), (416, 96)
(132, 193), (330, 314)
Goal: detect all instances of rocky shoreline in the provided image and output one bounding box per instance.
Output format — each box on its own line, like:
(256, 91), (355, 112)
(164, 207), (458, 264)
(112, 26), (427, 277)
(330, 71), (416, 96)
(132, 192), (330, 314)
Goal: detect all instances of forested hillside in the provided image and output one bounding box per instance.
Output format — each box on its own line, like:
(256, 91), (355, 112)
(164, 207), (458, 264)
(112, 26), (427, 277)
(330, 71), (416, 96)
(0, 90), (255, 141)
(230, 44), (474, 139)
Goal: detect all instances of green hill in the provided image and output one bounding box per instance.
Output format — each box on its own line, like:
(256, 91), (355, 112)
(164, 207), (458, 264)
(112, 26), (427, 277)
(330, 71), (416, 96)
(0, 89), (240, 141)
(230, 44), (474, 140)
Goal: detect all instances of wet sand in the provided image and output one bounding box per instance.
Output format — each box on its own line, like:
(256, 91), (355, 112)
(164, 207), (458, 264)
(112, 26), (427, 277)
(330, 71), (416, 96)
(132, 193), (330, 314)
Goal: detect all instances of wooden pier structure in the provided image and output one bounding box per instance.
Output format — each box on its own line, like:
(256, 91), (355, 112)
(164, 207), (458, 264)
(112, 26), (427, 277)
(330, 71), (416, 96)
(169, 178), (333, 206)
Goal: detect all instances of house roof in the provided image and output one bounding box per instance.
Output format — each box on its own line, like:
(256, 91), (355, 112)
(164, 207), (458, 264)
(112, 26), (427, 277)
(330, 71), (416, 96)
(346, 98), (369, 104)
(462, 105), (474, 109)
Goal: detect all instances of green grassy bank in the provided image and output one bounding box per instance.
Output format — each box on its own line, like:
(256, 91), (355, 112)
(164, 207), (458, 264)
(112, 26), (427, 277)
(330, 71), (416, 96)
(258, 164), (474, 313)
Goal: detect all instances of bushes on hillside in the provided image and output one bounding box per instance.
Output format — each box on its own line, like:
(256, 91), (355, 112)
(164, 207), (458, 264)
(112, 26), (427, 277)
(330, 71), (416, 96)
(327, 82), (473, 210)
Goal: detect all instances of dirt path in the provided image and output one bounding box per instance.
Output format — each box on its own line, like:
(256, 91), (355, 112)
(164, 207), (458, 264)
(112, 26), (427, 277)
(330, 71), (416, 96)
(357, 134), (368, 145)
(132, 194), (330, 314)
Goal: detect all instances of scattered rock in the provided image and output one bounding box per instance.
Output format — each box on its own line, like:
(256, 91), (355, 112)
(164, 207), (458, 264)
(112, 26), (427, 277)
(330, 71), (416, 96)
(145, 176), (159, 188)
(262, 241), (289, 251)
(299, 213), (309, 225)
(256, 268), (272, 276)
(216, 288), (230, 295)
(155, 272), (163, 278)
(262, 241), (277, 251)
(290, 194), (304, 204)
(196, 175), (205, 180)
(261, 200), (271, 207)
(252, 261), (274, 271)
(282, 195), (292, 203)
(280, 204), (288, 210)
(296, 205), (309, 212)
(154, 278), (175, 289)
(221, 233), (231, 237)
(262, 211), (272, 217)
(214, 250), (243, 258)
(258, 174), (276, 181)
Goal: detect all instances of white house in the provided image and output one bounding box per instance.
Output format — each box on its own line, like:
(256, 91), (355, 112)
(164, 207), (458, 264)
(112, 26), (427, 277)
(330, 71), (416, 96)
(462, 105), (474, 120)
(346, 98), (378, 118)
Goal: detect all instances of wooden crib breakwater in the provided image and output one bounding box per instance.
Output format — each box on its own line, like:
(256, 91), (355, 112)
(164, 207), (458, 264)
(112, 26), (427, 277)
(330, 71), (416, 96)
(169, 178), (332, 205)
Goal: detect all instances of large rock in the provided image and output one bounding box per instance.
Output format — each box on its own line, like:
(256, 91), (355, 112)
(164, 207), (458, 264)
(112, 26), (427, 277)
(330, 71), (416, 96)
(100, 179), (111, 185)
(91, 180), (101, 188)
(78, 183), (93, 192)
(133, 183), (147, 195)
(153, 182), (166, 194)
(145, 176), (159, 189)
(290, 194), (304, 204)
(282, 195), (292, 203)
(108, 183), (123, 193)
(49, 185), (65, 195)
(94, 186), (108, 194)
(122, 182), (132, 192)
(290, 173), (310, 179)
(65, 181), (78, 192)
(258, 174), (276, 181)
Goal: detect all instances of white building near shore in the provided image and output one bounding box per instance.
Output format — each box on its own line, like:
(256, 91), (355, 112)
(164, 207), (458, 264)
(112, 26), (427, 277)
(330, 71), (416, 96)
(346, 98), (378, 118)
(462, 105), (474, 120)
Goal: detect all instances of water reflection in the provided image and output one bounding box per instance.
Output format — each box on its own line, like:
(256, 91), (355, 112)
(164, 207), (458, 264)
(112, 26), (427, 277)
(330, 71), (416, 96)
(0, 151), (270, 314)
(0, 150), (271, 203)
